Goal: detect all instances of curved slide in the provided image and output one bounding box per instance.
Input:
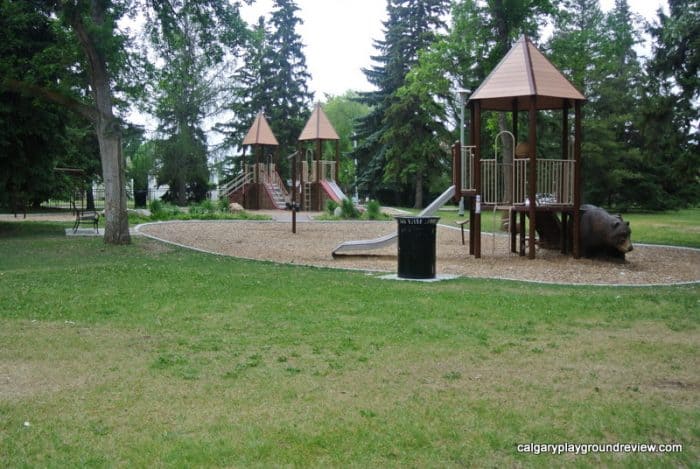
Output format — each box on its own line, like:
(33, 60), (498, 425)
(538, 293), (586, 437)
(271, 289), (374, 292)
(331, 185), (456, 257)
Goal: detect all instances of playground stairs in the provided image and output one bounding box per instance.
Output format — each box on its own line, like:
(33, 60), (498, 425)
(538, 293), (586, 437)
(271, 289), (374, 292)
(532, 211), (562, 249)
(264, 181), (287, 209)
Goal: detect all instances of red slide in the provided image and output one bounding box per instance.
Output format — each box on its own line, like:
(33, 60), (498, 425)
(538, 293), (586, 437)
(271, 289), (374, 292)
(320, 180), (343, 204)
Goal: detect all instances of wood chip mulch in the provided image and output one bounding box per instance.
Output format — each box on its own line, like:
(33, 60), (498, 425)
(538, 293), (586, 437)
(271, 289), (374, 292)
(137, 220), (700, 286)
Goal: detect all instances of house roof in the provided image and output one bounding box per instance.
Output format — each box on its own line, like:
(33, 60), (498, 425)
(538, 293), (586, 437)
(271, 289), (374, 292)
(469, 35), (585, 111)
(242, 111), (279, 146)
(298, 104), (340, 141)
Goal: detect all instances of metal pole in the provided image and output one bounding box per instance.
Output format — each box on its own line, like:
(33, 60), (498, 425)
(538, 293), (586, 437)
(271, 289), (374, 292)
(458, 90), (466, 214)
(459, 91), (465, 149)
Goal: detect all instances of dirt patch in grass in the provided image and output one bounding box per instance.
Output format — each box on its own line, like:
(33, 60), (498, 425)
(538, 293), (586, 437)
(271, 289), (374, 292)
(138, 238), (176, 254)
(0, 321), (149, 400)
(137, 220), (700, 286)
(325, 321), (700, 413)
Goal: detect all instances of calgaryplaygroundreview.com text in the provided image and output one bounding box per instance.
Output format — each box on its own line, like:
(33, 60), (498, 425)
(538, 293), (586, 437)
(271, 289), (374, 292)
(516, 442), (683, 456)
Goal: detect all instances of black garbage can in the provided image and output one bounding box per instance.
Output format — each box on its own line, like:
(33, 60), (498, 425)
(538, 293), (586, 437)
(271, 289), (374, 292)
(396, 216), (440, 279)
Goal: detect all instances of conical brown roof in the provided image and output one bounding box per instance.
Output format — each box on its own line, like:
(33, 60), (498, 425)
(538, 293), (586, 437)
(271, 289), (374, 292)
(242, 111), (278, 146)
(298, 104), (340, 141)
(469, 36), (585, 111)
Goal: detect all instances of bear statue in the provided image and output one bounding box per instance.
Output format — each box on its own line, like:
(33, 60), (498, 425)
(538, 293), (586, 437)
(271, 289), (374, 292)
(579, 205), (633, 260)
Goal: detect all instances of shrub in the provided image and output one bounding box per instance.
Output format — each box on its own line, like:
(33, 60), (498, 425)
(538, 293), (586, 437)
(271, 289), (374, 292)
(326, 199), (339, 215)
(366, 200), (381, 220)
(149, 199), (164, 216)
(164, 203), (181, 216)
(148, 199), (180, 221)
(341, 198), (359, 219)
(188, 200), (216, 215)
(201, 199), (215, 213)
(218, 196), (230, 212)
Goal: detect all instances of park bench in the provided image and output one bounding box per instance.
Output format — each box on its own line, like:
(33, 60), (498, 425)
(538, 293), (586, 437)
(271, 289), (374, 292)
(73, 210), (99, 233)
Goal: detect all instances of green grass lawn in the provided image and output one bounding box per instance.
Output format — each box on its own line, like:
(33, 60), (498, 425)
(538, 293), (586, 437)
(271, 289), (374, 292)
(621, 209), (700, 248)
(0, 221), (698, 467)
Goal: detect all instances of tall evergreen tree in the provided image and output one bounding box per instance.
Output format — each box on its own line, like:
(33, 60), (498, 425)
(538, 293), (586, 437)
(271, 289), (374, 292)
(351, 3), (410, 202)
(266, 0), (313, 163)
(548, 0), (627, 207)
(381, 0), (449, 208)
(548, 0), (606, 94)
(218, 1), (312, 179)
(639, 0), (700, 208)
(216, 17), (276, 181)
(592, 0), (653, 208)
(149, 10), (211, 205)
(351, 0), (448, 205)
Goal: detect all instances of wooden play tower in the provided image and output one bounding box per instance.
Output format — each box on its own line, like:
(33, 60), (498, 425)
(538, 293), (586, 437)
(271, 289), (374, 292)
(454, 35), (585, 259)
(221, 111), (288, 210)
(297, 104), (341, 211)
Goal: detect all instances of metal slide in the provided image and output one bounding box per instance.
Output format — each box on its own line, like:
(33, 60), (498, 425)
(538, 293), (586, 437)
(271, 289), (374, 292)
(331, 185), (456, 256)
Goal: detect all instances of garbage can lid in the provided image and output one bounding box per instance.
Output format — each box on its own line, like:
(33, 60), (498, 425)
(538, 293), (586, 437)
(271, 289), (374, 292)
(395, 216), (440, 225)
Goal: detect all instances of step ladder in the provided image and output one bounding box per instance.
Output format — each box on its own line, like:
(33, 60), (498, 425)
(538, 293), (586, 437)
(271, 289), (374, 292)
(304, 182), (312, 210)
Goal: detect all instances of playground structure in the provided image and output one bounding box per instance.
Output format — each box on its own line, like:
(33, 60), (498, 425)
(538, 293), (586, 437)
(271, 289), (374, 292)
(219, 112), (288, 210)
(333, 35), (585, 260)
(454, 35), (585, 259)
(220, 37), (585, 263)
(295, 103), (348, 211)
(220, 105), (349, 212)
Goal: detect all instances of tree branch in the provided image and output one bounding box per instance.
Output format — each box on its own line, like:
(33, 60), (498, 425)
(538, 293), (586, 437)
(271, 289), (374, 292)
(2, 78), (99, 122)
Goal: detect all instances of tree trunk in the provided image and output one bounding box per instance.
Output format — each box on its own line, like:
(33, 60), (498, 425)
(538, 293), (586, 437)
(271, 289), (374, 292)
(177, 174), (187, 206)
(96, 117), (131, 244)
(70, 5), (130, 244)
(414, 171), (423, 209)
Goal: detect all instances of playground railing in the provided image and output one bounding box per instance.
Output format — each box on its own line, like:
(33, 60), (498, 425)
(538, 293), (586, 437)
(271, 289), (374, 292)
(513, 158), (528, 205)
(301, 160), (336, 182)
(536, 159), (574, 206)
(220, 172), (251, 198)
(268, 167), (289, 197)
(512, 158), (574, 206)
(320, 161), (336, 180)
(301, 161), (312, 182)
(481, 160), (513, 205)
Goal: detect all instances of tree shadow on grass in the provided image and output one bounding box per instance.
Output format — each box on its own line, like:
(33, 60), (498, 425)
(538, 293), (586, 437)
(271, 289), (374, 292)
(0, 221), (68, 238)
